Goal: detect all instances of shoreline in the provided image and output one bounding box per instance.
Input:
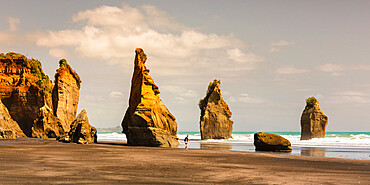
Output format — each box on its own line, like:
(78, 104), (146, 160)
(0, 138), (368, 184)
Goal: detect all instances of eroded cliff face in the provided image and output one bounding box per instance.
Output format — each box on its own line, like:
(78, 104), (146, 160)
(0, 99), (25, 137)
(52, 59), (81, 132)
(300, 97), (328, 140)
(122, 48), (179, 147)
(199, 79), (233, 140)
(31, 105), (65, 139)
(0, 53), (53, 137)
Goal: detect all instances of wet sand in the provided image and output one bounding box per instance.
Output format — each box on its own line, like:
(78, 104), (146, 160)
(0, 138), (368, 184)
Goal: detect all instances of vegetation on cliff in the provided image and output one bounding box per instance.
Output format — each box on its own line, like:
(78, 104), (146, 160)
(305, 96), (318, 110)
(55, 59), (81, 88)
(0, 52), (52, 93)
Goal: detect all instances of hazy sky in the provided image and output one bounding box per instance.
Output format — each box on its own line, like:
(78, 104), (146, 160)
(1, 1), (369, 132)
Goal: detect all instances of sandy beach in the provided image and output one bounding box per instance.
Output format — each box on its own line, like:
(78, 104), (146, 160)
(0, 138), (368, 184)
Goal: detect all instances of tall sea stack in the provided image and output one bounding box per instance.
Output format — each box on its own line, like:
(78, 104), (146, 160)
(121, 48), (179, 147)
(300, 97), (328, 140)
(52, 59), (81, 132)
(199, 79), (233, 140)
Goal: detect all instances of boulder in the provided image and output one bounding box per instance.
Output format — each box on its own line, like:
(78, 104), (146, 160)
(52, 59), (81, 132)
(0, 99), (25, 137)
(61, 110), (97, 144)
(0, 128), (15, 139)
(199, 79), (233, 140)
(0, 52), (53, 137)
(31, 105), (65, 139)
(122, 48), (179, 147)
(300, 97), (328, 140)
(254, 132), (292, 151)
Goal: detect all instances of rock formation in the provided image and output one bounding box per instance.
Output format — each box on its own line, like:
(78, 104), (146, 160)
(0, 99), (25, 137)
(31, 105), (65, 139)
(0, 128), (16, 139)
(254, 132), (292, 151)
(0, 53), (53, 136)
(122, 48), (179, 147)
(0, 53), (86, 139)
(52, 59), (81, 132)
(60, 110), (97, 144)
(199, 79), (233, 140)
(300, 97), (328, 140)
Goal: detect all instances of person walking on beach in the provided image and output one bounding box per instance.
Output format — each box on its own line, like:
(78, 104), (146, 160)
(184, 135), (189, 149)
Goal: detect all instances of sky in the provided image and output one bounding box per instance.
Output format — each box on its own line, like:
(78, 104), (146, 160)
(0, 0), (369, 132)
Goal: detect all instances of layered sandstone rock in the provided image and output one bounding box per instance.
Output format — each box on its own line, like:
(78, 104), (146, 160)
(52, 59), (81, 132)
(31, 105), (65, 139)
(61, 110), (97, 144)
(199, 79), (233, 140)
(0, 99), (25, 137)
(254, 132), (292, 151)
(300, 97), (328, 140)
(0, 53), (53, 136)
(122, 48), (179, 147)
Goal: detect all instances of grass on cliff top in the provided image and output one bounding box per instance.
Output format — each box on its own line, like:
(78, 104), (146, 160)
(57, 59), (81, 87)
(198, 79), (220, 109)
(305, 96), (318, 110)
(0, 52), (52, 93)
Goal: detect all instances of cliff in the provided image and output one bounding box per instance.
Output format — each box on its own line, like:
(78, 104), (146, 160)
(300, 97), (328, 140)
(199, 79), (233, 140)
(52, 59), (81, 132)
(0, 99), (25, 137)
(0, 52), (53, 136)
(31, 105), (65, 139)
(122, 48), (179, 147)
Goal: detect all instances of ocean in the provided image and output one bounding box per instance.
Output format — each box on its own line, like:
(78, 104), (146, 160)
(97, 131), (370, 160)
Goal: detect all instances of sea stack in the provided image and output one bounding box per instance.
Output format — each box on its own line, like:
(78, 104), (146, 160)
(300, 97), (328, 140)
(61, 110), (97, 144)
(52, 59), (81, 132)
(121, 48), (179, 147)
(199, 79), (233, 140)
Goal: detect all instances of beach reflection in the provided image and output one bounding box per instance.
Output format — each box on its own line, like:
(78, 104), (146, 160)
(301, 147), (326, 157)
(200, 143), (232, 150)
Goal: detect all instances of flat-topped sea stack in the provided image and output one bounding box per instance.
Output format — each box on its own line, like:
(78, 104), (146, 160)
(199, 79), (233, 140)
(254, 132), (292, 151)
(122, 48), (179, 147)
(300, 97), (328, 140)
(0, 53), (53, 136)
(52, 59), (81, 132)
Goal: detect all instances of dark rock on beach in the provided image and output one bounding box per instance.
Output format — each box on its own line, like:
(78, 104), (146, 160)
(300, 97), (328, 140)
(122, 48), (179, 147)
(199, 79), (233, 140)
(254, 132), (292, 151)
